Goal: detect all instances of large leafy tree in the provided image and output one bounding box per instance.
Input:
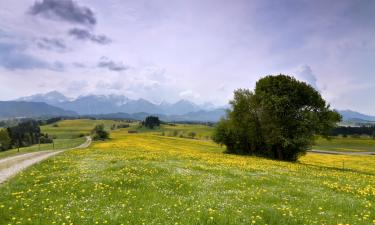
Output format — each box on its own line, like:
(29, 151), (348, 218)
(213, 75), (341, 161)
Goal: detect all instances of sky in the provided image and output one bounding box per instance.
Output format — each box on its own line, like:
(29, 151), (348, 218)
(0, 0), (375, 114)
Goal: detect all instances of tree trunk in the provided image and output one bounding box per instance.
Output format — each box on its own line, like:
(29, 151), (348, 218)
(276, 146), (283, 160)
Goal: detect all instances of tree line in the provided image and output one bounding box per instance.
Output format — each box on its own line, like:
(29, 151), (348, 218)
(330, 126), (375, 137)
(0, 120), (52, 151)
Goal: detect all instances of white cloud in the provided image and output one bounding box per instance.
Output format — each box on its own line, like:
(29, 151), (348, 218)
(295, 65), (318, 90)
(179, 90), (200, 99)
(0, 0), (375, 113)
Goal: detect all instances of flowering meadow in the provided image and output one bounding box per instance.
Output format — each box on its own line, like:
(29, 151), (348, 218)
(0, 125), (374, 224)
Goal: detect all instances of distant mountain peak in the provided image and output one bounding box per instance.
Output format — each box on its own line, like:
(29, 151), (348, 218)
(174, 99), (198, 106)
(17, 91), (69, 103)
(338, 109), (375, 122)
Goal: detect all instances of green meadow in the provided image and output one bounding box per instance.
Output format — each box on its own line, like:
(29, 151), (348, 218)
(0, 122), (374, 224)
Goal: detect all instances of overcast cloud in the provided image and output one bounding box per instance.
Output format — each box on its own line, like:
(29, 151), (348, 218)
(0, 0), (374, 114)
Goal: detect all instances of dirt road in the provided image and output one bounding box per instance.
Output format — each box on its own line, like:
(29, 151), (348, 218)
(308, 149), (375, 156)
(0, 136), (91, 184)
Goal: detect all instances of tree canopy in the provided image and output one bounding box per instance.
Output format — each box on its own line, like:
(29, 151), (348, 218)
(213, 75), (341, 161)
(142, 116), (161, 129)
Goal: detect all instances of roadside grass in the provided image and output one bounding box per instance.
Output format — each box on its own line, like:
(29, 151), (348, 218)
(0, 137), (86, 159)
(313, 136), (375, 152)
(0, 130), (373, 225)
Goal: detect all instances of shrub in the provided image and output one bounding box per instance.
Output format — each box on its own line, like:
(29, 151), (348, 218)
(91, 124), (109, 141)
(187, 132), (197, 139)
(117, 124), (130, 129)
(39, 135), (53, 144)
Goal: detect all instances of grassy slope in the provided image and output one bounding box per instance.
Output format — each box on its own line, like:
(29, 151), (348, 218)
(136, 124), (375, 153)
(0, 129), (373, 225)
(313, 136), (375, 152)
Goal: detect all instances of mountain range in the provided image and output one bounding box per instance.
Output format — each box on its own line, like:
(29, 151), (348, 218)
(337, 110), (375, 122)
(0, 91), (373, 123)
(0, 101), (76, 119)
(16, 91), (214, 115)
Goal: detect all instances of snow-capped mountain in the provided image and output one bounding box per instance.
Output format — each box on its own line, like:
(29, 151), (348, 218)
(15, 91), (219, 115)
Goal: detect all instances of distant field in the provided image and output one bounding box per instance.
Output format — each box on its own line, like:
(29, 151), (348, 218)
(0, 129), (373, 224)
(131, 123), (214, 140)
(0, 119), (124, 159)
(42, 119), (123, 139)
(313, 136), (375, 152)
(137, 124), (375, 153)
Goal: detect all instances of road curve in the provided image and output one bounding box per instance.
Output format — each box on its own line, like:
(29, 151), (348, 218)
(0, 136), (92, 184)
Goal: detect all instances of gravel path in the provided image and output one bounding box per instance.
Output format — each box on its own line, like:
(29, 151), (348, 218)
(308, 149), (375, 156)
(0, 136), (92, 184)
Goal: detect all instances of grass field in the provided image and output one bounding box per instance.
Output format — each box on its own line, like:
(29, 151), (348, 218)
(313, 136), (375, 152)
(0, 127), (373, 225)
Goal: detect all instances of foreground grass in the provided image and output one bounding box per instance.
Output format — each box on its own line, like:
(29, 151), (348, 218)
(0, 130), (374, 224)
